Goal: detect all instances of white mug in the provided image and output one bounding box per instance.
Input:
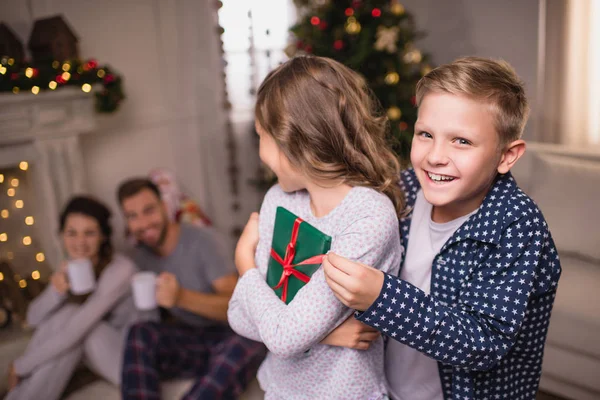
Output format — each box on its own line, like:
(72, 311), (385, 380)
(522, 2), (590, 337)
(131, 272), (157, 310)
(67, 258), (96, 295)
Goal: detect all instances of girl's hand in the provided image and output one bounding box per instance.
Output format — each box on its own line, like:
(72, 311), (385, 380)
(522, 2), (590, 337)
(320, 316), (380, 350)
(7, 362), (20, 391)
(323, 252), (384, 311)
(235, 213), (260, 276)
(50, 262), (70, 295)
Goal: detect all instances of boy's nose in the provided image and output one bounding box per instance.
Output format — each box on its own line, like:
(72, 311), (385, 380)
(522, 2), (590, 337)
(426, 144), (450, 166)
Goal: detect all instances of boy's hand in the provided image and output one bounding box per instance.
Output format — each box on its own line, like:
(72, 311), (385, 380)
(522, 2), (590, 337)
(320, 316), (380, 350)
(235, 213), (259, 276)
(323, 253), (384, 311)
(156, 272), (180, 308)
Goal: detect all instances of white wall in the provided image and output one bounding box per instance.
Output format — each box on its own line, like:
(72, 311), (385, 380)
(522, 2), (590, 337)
(0, 0), (544, 251)
(401, 0), (541, 140)
(0, 0), (252, 250)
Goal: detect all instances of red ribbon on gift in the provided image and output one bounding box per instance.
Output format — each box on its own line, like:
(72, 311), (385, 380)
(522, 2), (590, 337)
(270, 217), (326, 303)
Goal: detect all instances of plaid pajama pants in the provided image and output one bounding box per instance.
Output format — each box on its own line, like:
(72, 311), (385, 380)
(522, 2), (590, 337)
(121, 321), (266, 400)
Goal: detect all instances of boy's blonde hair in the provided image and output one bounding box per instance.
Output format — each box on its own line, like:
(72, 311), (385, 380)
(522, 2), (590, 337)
(255, 56), (404, 216)
(415, 57), (530, 145)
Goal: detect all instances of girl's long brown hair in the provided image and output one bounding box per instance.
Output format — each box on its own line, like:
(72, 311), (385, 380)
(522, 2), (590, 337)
(255, 56), (404, 215)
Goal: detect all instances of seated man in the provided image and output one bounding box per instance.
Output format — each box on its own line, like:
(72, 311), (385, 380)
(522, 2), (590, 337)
(118, 178), (265, 400)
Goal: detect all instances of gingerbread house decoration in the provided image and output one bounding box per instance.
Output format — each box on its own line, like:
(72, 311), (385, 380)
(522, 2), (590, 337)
(28, 15), (78, 64)
(0, 22), (24, 63)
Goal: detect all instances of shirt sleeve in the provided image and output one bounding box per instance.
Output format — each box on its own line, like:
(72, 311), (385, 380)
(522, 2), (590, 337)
(25, 284), (67, 327)
(357, 218), (561, 371)
(229, 205), (401, 358)
(197, 228), (237, 286)
(227, 187), (280, 342)
(14, 256), (137, 376)
(227, 269), (267, 342)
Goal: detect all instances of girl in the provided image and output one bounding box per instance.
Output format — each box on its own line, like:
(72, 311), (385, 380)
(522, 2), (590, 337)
(228, 56), (403, 400)
(7, 196), (144, 400)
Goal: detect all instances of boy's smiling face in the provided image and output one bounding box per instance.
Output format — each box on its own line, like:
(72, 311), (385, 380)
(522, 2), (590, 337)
(411, 91), (505, 223)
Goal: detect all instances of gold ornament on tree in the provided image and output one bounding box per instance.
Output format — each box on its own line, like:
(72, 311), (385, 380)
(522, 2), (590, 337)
(284, 43), (298, 58)
(390, 1), (405, 16)
(403, 45), (423, 63)
(345, 17), (362, 35)
(387, 106), (402, 120)
(374, 26), (400, 53)
(384, 72), (399, 85)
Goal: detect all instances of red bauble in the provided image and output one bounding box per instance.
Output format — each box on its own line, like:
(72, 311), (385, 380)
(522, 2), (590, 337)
(372, 8), (381, 17)
(319, 21), (327, 30)
(352, 0), (362, 9)
(333, 40), (344, 50)
(399, 121), (409, 131)
(345, 8), (354, 16)
(87, 59), (98, 69)
(10, 73), (18, 80)
(410, 96), (417, 106)
(310, 16), (320, 26)
(104, 74), (115, 84)
(56, 75), (65, 84)
(304, 45), (313, 53)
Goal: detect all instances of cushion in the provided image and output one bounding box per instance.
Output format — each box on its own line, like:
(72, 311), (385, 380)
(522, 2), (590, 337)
(528, 153), (600, 261)
(510, 148), (534, 193)
(542, 344), (600, 395)
(546, 254), (600, 359)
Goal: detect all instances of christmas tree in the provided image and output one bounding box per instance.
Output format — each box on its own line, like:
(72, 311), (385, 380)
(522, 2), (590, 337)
(288, 0), (433, 164)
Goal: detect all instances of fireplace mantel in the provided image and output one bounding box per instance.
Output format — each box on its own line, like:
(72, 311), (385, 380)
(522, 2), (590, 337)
(0, 87), (97, 146)
(0, 88), (98, 270)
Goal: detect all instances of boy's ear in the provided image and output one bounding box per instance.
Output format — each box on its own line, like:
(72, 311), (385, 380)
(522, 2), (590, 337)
(497, 140), (526, 174)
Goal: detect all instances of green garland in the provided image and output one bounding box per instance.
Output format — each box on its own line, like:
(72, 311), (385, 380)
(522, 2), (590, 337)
(0, 57), (124, 113)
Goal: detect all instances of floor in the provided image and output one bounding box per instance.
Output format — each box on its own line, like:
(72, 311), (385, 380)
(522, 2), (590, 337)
(0, 323), (572, 400)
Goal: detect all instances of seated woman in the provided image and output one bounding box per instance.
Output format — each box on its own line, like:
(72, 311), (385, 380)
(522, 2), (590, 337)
(6, 196), (148, 400)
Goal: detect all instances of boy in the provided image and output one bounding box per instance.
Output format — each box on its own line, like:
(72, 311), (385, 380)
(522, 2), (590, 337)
(323, 57), (561, 400)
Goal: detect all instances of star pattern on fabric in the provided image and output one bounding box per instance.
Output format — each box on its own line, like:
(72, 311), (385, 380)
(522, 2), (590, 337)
(358, 170), (562, 400)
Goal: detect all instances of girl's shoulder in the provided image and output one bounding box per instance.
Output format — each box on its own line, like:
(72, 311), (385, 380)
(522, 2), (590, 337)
(331, 187), (400, 238)
(345, 186), (397, 220)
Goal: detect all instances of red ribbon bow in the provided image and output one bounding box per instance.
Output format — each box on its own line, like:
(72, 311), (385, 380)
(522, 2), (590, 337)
(270, 217), (326, 303)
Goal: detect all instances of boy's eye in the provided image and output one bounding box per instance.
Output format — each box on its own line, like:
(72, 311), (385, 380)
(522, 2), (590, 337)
(417, 131), (432, 139)
(455, 138), (472, 146)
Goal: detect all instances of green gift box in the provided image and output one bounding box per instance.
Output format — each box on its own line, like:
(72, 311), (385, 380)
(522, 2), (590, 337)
(266, 207), (332, 304)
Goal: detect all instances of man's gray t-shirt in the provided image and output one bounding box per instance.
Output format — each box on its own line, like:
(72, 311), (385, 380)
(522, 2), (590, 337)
(131, 224), (236, 327)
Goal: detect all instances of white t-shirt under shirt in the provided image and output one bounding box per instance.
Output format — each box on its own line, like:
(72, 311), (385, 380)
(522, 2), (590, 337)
(385, 189), (475, 400)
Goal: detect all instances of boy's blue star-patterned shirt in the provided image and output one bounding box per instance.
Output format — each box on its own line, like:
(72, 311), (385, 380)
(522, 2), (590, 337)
(357, 169), (561, 400)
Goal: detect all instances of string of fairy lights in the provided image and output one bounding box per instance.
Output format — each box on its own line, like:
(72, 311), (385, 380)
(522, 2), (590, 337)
(0, 161), (47, 289)
(0, 56), (124, 113)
